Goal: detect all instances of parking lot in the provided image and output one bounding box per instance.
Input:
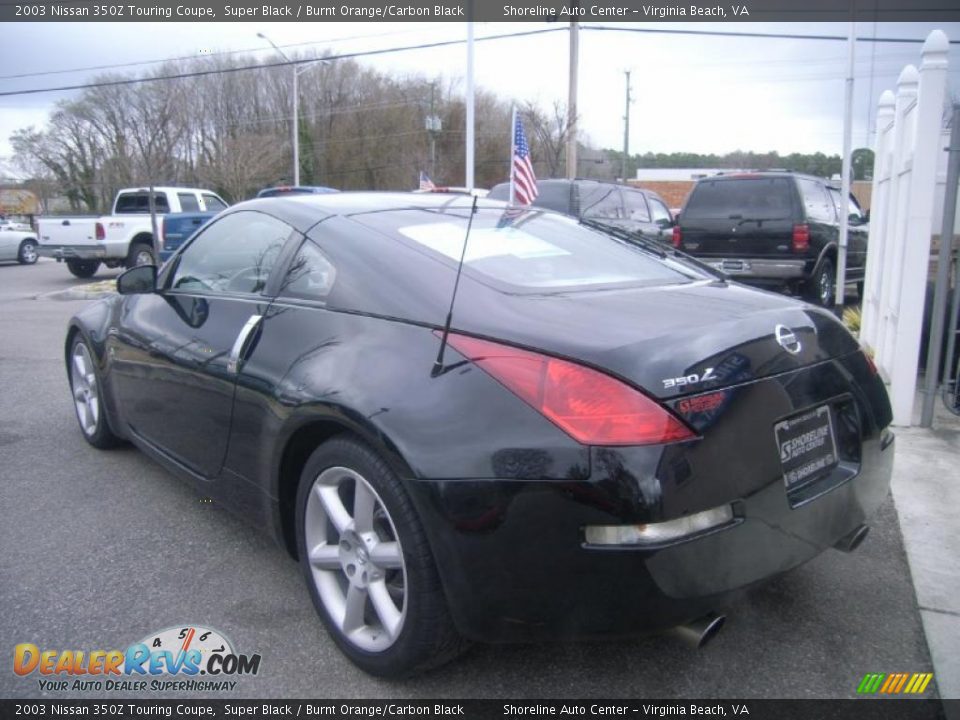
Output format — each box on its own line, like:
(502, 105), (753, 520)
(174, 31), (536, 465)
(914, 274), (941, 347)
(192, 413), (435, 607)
(0, 259), (940, 701)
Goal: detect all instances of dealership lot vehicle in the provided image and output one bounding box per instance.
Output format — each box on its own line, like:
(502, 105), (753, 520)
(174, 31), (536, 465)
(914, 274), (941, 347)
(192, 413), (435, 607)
(256, 185), (340, 198)
(37, 187), (228, 278)
(63, 193), (894, 678)
(674, 172), (868, 307)
(0, 224), (38, 264)
(488, 179), (675, 243)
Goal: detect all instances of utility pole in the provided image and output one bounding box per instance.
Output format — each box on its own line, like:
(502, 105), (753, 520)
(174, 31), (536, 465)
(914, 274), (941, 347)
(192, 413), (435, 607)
(622, 70), (632, 182)
(565, 19), (579, 179)
(465, 10), (475, 191)
(426, 82), (440, 179)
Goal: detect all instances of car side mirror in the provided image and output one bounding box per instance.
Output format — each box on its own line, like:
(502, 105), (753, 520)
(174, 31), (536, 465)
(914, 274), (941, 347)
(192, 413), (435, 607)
(655, 217), (674, 229)
(117, 264), (157, 295)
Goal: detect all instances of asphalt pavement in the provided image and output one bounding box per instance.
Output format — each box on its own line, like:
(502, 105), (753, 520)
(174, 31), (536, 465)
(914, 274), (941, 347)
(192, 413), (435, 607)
(0, 259), (941, 702)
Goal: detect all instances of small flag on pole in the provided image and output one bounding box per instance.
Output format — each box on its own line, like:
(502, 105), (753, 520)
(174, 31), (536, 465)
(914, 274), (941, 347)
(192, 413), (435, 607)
(510, 113), (538, 206)
(419, 171), (436, 191)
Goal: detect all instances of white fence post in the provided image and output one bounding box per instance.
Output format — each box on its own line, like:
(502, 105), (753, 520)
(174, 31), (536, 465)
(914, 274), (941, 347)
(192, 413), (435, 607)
(860, 90), (896, 349)
(859, 30), (950, 427)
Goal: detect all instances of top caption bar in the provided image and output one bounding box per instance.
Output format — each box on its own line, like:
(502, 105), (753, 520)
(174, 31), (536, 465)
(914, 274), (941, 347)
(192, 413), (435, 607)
(4, 0), (960, 22)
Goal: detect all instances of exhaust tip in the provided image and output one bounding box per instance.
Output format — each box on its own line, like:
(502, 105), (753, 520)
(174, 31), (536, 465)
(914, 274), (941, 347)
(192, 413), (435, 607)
(669, 613), (726, 649)
(834, 524), (870, 553)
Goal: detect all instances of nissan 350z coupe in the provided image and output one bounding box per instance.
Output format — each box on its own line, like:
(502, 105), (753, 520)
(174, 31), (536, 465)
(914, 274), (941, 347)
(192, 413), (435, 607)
(65, 193), (894, 677)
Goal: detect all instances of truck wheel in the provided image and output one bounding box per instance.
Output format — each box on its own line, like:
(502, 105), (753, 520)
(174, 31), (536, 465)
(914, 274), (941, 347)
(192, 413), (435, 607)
(66, 259), (100, 279)
(17, 239), (38, 265)
(805, 258), (836, 308)
(127, 242), (157, 269)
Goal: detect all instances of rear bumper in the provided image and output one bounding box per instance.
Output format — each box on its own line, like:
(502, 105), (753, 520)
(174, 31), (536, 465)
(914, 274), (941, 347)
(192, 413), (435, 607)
(703, 257), (807, 280)
(407, 432), (893, 642)
(38, 244), (107, 261)
(405, 354), (895, 642)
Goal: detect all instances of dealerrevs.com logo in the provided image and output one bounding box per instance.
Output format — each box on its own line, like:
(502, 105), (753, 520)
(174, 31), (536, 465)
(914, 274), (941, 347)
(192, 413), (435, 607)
(13, 625), (262, 693)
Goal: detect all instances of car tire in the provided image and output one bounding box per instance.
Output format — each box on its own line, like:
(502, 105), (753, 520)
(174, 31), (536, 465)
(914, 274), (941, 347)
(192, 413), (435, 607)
(68, 335), (122, 449)
(17, 238), (39, 265)
(127, 242), (157, 269)
(295, 436), (466, 678)
(805, 258), (836, 308)
(66, 259), (100, 278)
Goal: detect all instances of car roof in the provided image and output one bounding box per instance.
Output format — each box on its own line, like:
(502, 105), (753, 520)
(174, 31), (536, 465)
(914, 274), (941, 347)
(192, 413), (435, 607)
(226, 192), (513, 234)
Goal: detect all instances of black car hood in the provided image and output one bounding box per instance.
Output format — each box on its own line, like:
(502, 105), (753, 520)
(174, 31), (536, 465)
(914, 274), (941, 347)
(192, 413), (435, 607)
(450, 279), (859, 399)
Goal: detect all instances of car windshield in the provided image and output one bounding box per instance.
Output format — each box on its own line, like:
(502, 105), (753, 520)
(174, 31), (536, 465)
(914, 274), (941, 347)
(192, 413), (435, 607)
(354, 207), (702, 292)
(684, 177), (794, 220)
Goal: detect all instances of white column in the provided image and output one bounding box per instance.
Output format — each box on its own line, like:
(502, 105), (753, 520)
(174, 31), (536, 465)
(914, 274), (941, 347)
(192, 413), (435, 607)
(888, 30), (950, 426)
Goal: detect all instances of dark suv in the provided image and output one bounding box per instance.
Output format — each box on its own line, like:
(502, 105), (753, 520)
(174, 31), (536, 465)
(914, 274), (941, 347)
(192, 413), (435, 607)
(674, 172), (868, 307)
(487, 179), (675, 243)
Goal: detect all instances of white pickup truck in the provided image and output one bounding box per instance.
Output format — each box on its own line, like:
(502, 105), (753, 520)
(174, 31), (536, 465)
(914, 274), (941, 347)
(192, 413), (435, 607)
(37, 187), (228, 278)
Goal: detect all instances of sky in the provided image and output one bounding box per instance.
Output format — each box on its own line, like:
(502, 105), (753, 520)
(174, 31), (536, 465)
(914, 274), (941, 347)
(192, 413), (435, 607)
(1, 20), (959, 175)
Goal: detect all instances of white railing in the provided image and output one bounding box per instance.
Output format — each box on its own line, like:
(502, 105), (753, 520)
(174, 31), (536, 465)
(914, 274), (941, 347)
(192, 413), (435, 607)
(859, 30), (950, 426)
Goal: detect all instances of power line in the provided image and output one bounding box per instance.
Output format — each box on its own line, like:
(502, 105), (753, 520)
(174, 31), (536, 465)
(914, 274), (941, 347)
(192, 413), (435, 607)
(0, 26), (442, 81)
(583, 25), (960, 44)
(0, 27), (565, 97)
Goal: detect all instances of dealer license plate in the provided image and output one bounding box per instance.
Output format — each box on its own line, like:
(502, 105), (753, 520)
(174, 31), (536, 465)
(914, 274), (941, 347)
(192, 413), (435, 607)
(774, 405), (839, 488)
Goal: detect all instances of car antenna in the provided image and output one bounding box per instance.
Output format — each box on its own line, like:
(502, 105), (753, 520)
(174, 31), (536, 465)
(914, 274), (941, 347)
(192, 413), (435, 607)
(432, 194), (479, 377)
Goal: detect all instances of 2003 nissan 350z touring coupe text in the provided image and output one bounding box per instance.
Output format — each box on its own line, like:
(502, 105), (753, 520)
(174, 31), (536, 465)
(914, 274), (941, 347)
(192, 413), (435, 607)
(64, 193), (894, 677)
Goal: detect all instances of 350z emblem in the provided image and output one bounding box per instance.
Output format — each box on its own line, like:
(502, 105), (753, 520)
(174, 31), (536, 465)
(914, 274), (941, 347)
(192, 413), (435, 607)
(662, 368), (717, 389)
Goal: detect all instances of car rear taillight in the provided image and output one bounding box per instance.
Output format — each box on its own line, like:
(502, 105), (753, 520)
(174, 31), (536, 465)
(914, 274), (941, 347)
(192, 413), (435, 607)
(95, 222), (105, 241)
(792, 224), (810, 252)
(672, 225), (682, 248)
(864, 351), (879, 376)
(444, 333), (696, 446)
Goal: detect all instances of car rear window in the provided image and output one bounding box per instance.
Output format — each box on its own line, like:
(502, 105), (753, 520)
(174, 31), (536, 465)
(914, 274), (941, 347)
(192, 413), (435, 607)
(684, 177), (794, 220)
(355, 208), (696, 292)
(488, 182), (570, 214)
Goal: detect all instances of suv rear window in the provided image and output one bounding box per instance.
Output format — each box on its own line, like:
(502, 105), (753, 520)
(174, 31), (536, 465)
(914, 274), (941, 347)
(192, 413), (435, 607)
(684, 177), (794, 220)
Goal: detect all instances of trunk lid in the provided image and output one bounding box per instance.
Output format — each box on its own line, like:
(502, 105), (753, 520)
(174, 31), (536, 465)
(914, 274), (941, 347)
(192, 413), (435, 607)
(455, 279), (859, 400)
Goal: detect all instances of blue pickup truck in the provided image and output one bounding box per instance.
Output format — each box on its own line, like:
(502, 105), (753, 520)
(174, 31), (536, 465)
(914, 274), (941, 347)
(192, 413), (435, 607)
(158, 212), (217, 262)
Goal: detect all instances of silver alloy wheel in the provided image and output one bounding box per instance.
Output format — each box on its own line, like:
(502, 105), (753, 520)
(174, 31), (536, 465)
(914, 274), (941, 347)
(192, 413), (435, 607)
(304, 466), (407, 652)
(819, 270), (834, 306)
(135, 248), (154, 266)
(71, 342), (100, 437)
(20, 241), (38, 263)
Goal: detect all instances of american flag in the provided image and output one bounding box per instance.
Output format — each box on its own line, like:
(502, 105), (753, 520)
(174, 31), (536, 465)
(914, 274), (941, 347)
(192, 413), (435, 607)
(419, 171), (436, 191)
(511, 115), (538, 206)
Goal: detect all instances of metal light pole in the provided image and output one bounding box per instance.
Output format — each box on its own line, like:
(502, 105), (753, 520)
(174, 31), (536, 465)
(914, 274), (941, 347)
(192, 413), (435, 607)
(257, 33), (298, 186)
(258, 33), (330, 187)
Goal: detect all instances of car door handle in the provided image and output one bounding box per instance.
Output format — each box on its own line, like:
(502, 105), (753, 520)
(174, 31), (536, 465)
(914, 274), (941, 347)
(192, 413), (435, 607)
(227, 314), (263, 375)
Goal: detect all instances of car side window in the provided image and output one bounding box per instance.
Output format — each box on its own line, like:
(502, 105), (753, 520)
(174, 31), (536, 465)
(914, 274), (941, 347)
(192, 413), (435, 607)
(115, 193), (170, 214)
(829, 188), (865, 224)
(580, 185), (624, 220)
(202, 194), (228, 212)
(648, 197), (673, 225)
(178, 193), (200, 212)
(279, 239), (337, 300)
(796, 178), (834, 223)
(622, 189), (652, 222)
(168, 211), (291, 295)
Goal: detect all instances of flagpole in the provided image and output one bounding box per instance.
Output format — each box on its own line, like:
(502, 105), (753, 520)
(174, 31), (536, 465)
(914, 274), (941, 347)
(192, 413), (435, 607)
(508, 106), (517, 205)
(465, 13), (475, 192)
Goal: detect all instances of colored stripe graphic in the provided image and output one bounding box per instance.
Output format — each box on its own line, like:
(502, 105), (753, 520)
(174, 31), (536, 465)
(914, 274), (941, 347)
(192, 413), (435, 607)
(857, 672), (933, 694)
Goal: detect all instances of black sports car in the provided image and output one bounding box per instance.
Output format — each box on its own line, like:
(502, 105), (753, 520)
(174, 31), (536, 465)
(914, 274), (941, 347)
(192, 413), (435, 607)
(66, 193), (894, 677)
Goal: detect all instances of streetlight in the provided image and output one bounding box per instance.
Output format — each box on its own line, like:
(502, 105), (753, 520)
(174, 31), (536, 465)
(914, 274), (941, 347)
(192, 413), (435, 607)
(257, 32), (328, 187)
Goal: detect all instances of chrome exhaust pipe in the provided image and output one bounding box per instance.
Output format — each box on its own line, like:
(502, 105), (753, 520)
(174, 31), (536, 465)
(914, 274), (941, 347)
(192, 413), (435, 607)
(834, 524), (870, 553)
(669, 613), (726, 649)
